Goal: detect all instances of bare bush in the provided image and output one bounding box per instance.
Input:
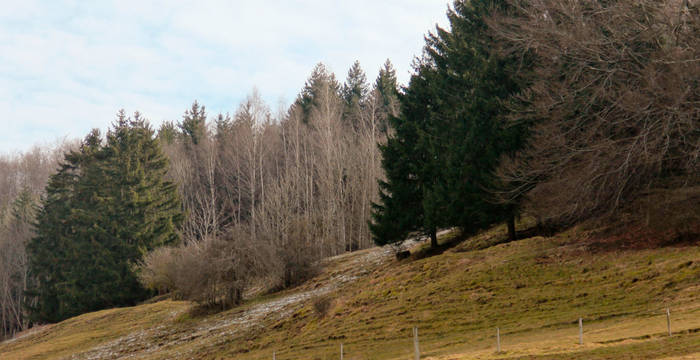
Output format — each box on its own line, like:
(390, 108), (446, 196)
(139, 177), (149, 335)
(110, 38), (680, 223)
(276, 217), (321, 288)
(491, 0), (700, 227)
(136, 246), (179, 295)
(138, 229), (278, 309)
(312, 295), (332, 318)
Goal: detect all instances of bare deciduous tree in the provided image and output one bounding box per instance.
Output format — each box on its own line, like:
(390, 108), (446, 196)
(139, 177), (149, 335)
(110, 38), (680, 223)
(143, 63), (393, 307)
(490, 0), (699, 227)
(0, 143), (72, 338)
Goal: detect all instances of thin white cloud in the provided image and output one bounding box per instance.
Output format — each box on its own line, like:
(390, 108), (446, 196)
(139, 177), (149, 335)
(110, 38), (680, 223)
(0, 0), (450, 153)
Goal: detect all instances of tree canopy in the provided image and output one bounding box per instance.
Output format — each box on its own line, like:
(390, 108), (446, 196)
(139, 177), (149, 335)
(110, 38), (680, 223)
(27, 114), (182, 322)
(371, 0), (528, 247)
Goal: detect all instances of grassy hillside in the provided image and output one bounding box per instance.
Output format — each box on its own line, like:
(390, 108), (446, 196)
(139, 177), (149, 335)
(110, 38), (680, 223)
(1, 223), (699, 359)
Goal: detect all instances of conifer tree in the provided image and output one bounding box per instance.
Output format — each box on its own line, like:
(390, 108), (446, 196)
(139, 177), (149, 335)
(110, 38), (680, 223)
(179, 101), (207, 145)
(103, 112), (182, 252)
(371, 61), (443, 247)
(26, 130), (101, 322)
(294, 63), (341, 123)
(423, 0), (526, 237)
(27, 114), (182, 322)
(157, 121), (178, 145)
(375, 59), (400, 119)
(371, 0), (527, 246)
(343, 61), (369, 105)
(342, 60), (369, 127)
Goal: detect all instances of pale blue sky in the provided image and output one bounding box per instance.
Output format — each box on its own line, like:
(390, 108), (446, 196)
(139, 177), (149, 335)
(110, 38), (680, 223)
(0, 1), (449, 153)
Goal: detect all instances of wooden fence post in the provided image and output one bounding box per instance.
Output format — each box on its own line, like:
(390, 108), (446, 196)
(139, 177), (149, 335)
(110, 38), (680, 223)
(413, 326), (420, 360)
(496, 327), (501, 353)
(667, 308), (672, 336)
(341, 343), (344, 360)
(578, 318), (583, 345)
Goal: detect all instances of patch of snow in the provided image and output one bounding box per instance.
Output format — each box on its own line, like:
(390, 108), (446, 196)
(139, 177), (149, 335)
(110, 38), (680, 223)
(67, 236), (429, 359)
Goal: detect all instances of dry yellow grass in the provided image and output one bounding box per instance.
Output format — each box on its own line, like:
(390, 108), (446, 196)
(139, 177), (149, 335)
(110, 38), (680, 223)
(1, 223), (698, 359)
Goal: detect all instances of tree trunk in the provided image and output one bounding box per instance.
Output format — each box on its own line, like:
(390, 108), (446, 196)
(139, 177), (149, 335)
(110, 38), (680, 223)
(508, 214), (516, 241)
(430, 228), (438, 248)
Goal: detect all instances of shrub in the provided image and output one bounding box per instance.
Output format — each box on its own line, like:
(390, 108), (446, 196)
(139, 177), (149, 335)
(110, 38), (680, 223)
(312, 295), (332, 318)
(276, 218), (321, 289)
(137, 246), (179, 295)
(138, 228), (278, 309)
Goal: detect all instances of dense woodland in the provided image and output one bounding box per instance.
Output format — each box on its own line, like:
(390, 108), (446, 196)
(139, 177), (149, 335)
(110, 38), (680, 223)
(1, 60), (399, 333)
(1, 0), (697, 339)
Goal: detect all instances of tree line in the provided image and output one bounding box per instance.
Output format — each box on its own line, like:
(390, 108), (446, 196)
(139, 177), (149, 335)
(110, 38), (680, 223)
(1, 0), (697, 337)
(138, 61), (399, 308)
(0, 59), (399, 330)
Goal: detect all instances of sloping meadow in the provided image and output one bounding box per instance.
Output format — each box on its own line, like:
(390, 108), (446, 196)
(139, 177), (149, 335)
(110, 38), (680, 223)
(1, 224), (699, 359)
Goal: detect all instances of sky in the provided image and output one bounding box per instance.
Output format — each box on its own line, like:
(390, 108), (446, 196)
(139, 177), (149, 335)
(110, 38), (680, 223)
(0, 0), (450, 154)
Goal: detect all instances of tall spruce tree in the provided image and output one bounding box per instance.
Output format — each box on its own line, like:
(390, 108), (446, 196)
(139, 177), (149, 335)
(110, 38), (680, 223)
(375, 59), (400, 118)
(371, 0), (527, 247)
(371, 60), (443, 247)
(179, 101), (207, 145)
(27, 114), (182, 322)
(26, 130), (101, 322)
(294, 63), (341, 123)
(157, 120), (178, 145)
(424, 0), (526, 238)
(342, 60), (370, 127)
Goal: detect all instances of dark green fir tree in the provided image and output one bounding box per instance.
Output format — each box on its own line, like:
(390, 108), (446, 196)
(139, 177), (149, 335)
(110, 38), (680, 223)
(342, 60), (369, 127)
(179, 101), (207, 145)
(27, 113), (182, 322)
(371, 0), (529, 247)
(423, 0), (528, 238)
(371, 60), (444, 248)
(293, 63), (341, 123)
(375, 59), (400, 118)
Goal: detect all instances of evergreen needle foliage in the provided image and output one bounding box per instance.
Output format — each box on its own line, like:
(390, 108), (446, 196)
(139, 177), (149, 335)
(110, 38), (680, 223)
(26, 112), (182, 323)
(371, 0), (528, 247)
